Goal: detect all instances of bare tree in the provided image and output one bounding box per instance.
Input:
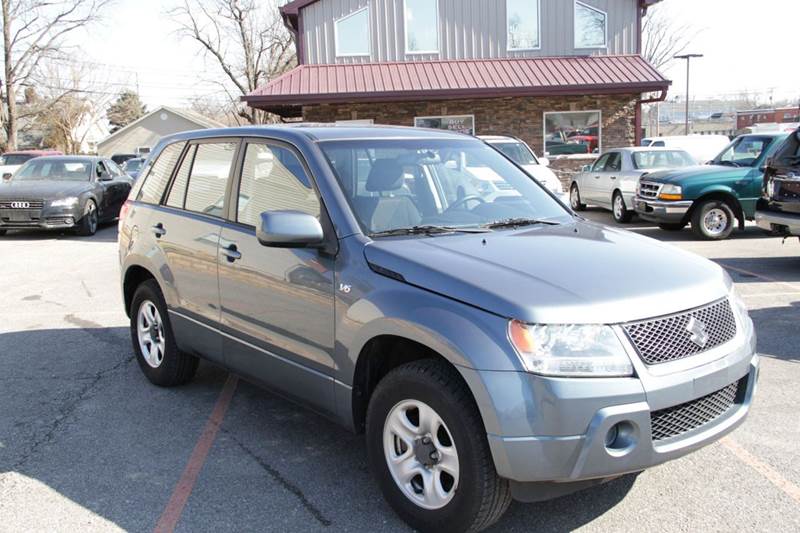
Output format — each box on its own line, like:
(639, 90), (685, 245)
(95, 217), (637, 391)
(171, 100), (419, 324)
(642, 4), (697, 71)
(0, 0), (114, 150)
(169, 0), (296, 125)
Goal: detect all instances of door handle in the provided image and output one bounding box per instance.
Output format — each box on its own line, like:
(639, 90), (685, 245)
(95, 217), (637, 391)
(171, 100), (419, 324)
(594, 175), (601, 179)
(610, 176), (617, 180)
(151, 223), (166, 238)
(221, 244), (242, 262)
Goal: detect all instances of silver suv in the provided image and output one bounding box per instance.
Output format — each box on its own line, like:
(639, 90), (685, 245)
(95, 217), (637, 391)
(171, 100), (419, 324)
(119, 125), (758, 532)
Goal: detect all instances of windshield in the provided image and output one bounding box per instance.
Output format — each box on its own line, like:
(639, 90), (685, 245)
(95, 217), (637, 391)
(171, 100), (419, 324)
(13, 159), (93, 182)
(124, 159), (143, 171)
(490, 141), (538, 166)
(0, 154), (35, 166)
(712, 136), (775, 167)
(320, 138), (570, 235)
(633, 150), (695, 170)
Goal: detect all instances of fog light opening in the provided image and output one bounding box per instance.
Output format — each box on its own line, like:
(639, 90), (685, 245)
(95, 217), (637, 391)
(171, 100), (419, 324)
(605, 421), (637, 455)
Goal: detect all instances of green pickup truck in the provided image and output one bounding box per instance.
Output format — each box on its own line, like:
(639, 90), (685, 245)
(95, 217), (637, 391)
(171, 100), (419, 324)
(635, 132), (789, 239)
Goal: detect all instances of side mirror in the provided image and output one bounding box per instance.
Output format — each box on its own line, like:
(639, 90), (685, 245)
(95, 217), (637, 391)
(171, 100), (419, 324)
(2, 173), (11, 180)
(581, 165), (592, 172)
(539, 157), (550, 167)
(257, 211), (324, 248)
(97, 172), (112, 181)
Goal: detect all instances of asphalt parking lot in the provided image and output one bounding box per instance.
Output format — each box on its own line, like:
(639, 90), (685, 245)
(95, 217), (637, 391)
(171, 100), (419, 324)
(0, 213), (799, 532)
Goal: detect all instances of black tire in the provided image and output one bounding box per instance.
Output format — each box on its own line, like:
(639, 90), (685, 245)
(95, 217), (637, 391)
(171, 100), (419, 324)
(130, 279), (198, 387)
(76, 199), (99, 236)
(658, 222), (686, 231)
(612, 191), (633, 223)
(691, 199), (736, 240)
(0, 229), (6, 236)
(366, 360), (511, 533)
(570, 183), (586, 211)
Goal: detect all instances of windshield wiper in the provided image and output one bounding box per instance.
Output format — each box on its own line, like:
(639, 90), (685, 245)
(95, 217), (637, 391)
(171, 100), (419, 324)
(480, 217), (561, 230)
(717, 160), (741, 168)
(370, 225), (490, 238)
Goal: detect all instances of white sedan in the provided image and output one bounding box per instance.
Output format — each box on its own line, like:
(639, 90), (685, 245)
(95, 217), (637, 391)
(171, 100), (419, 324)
(479, 135), (567, 202)
(570, 147), (695, 223)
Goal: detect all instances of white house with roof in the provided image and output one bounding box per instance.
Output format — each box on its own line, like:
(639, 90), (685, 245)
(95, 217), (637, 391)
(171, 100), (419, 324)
(97, 106), (225, 158)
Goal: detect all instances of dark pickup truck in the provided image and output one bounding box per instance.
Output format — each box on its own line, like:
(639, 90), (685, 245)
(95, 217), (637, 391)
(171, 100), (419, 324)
(755, 128), (800, 239)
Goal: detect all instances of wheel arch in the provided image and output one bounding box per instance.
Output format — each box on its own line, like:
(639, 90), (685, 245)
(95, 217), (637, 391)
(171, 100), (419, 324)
(688, 189), (745, 229)
(122, 263), (159, 317)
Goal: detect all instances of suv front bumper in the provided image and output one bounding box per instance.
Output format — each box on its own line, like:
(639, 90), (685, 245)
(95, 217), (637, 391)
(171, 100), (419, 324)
(634, 197), (692, 224)
(463, 325), (758, 494)
(755, 209), (800, 236)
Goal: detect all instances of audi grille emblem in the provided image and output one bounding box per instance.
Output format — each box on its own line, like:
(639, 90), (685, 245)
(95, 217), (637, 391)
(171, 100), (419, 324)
(10, 201), (30, 209)
(685, 317), (709, 348)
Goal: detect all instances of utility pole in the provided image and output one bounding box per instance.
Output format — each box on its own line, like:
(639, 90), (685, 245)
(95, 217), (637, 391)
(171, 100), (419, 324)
(674, 53), (703, 135)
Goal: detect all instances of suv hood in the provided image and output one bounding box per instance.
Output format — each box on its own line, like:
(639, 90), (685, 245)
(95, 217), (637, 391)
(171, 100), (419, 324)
(644, 164), (743, 184)
(0, 180), (91, 198)
(364, 220), (729, 324)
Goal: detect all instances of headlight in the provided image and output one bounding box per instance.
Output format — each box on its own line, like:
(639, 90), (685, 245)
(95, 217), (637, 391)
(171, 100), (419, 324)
(50, 197), (79, 208)
(658, 184), (682, 201)
(508, 321), (633, 377)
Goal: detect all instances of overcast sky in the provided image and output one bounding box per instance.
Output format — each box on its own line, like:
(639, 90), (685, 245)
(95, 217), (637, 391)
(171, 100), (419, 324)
(72, 0), (800, 110)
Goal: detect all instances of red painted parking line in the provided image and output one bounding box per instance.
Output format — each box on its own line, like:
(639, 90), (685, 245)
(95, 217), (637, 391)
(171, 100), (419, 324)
(721, 437), (800, 505)
(154, 375), (239, 533)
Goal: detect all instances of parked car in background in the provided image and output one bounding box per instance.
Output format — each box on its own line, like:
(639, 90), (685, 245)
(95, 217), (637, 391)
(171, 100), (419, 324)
(120, 125), (757, 533)
(479, 135), (566, 201)
(0, 156), (132, 236)
(640, 135), (730, 165)
(570, 147), (695, 223)
(755, 128), (800, 239)
(122, 157), (146, 179)
(0, 150), (62, 180)
(635, 132), (788, 240)
(111, 153), (139, 166)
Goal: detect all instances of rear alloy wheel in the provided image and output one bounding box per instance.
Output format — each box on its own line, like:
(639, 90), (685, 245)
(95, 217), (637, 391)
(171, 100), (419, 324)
(691, 199), (736, 240)
(366, 360), (511, 533)
(570, 183), (586, 211)
(612, 191), (633, 223)
(76, 200), (98, 236)
(130, 280), (198, 386)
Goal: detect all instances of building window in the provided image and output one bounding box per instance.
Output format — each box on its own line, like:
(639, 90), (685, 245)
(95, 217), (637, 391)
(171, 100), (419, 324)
(404, 0), (439, 54)
(574, 1), (607, 49)
(543, 111), (602, 156)
(507, 0), (540, 50)
(414, 115), (475, 136)
(335, 7), (370, 57)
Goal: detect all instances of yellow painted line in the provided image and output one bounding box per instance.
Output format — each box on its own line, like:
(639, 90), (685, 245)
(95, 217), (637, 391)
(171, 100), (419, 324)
(721, 437), (800, 505)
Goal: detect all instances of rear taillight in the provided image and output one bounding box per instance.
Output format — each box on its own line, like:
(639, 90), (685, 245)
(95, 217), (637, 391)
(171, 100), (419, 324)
(119, 200), (132, 227)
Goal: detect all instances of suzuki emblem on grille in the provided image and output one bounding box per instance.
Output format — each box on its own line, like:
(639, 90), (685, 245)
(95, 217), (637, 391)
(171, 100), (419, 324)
(685, 317), (709, 348)
(10, 201), (30, 209)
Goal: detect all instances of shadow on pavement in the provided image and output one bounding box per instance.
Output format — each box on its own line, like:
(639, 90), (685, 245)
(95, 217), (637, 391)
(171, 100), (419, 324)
(749, 305), (800, 363)
(714, 256), (800, 284)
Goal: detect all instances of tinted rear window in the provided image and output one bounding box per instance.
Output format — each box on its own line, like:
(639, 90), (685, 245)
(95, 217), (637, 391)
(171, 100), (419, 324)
(138, 143), (185, 204)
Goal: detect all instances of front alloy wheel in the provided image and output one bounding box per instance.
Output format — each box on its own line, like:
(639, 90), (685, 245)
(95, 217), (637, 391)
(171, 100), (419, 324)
(384, 400), (460, 510)
(691, 199), (735, 240)
(77, 200), (98, 236)
(570, 184), (586, 211)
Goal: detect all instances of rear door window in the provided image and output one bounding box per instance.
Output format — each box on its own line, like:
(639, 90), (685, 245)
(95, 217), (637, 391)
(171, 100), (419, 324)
(138, 143), (185, 204)
(184, 142), (238, 217)
(604, 152), (621, 172)
(165, 146), (196, 209)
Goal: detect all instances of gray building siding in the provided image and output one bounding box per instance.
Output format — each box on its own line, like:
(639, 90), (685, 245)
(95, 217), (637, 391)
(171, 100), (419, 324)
(301, 0), (639, 65)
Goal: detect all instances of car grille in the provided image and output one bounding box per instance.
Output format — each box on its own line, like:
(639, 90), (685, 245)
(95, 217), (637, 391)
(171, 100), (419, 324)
(651, 378), (744, 441)
(0, 198), (44, 222)
(623, 299), (737, 365)
(638, 182), (661, 200)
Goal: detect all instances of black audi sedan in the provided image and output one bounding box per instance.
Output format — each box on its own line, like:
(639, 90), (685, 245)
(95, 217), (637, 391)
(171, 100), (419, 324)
(0, 156), (132, 236)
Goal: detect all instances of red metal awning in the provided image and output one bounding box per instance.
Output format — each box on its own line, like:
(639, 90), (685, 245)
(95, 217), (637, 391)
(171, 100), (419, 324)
(243, 55), (670, 113)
